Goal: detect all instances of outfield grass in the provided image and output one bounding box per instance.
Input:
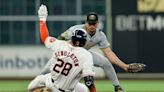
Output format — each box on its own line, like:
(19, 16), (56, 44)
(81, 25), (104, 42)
(0, 79), (164, 92)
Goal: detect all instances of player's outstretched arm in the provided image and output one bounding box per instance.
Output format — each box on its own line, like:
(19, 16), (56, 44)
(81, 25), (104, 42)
(57, 34), (67, 40)
(38, 4), (49, 43)
(39, 21), (49, 43)
(101, 47), (129, 71)
(101, 47), (146, 72)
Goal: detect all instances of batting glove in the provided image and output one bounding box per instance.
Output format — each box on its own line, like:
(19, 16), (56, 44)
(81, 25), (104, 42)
(38, 4), (48, 21)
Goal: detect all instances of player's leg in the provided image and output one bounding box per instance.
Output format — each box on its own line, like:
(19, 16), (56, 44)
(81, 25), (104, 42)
(28, 73), (52, 92)
(28, 74), (46, 92)
(73, 82), (88, 92)
(44, 74), (58, 92)
(89, 50), (126, 92)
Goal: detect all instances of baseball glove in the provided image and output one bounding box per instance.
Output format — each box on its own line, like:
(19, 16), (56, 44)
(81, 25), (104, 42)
(127, 63), (146, 73)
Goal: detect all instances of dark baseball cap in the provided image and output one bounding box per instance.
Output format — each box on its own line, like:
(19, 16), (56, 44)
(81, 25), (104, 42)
(86, 12), (98, 24)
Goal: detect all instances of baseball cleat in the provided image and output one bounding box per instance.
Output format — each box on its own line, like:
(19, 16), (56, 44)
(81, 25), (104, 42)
(114, 85), (126, 92)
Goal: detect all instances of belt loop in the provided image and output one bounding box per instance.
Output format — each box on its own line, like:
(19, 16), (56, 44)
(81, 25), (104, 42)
(51, 78), (54, 83)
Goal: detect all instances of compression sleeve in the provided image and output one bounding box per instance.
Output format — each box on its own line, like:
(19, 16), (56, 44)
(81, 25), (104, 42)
(40, 21), (49, 43)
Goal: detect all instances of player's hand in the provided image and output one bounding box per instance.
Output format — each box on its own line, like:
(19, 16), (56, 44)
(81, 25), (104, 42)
(127, 63), (146, 73)
(38, 4), (48, 21)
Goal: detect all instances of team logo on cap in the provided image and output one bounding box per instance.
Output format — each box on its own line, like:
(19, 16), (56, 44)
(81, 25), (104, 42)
(89, 15), (96, 20)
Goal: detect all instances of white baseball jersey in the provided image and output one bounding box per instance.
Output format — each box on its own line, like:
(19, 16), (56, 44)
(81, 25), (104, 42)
(44, 36), (95, 91)
(61, 24), (110, 50)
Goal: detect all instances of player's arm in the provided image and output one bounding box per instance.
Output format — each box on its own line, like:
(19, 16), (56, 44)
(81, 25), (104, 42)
(57, 33), (67, 40)
(38, 4), (50, 44)
(40, 21), (50, 43)
(98, 32), (129, 71)
(101, 47), (129, 71)
(38, 5), (61, 50)
(58, 27), (73, 40)
(57, 29), (69, 40)
(84, 76), (96, 92)
(57, 31), (71, 40)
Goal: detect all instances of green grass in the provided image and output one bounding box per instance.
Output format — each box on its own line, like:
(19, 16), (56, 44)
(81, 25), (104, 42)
(0, 80), (29, 92)
(95, 80), (164, 92)
(0, 79), (164, 92)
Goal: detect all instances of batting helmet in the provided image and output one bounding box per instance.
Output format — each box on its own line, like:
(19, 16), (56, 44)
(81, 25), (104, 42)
(71, 28), (87, 47)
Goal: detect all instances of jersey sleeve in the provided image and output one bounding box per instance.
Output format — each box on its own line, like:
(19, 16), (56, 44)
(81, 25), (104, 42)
(44, 37), (61, 50)
(81, 50), (95, 77)
(98, 31), (110, 48)
(40, 21), (62, 50)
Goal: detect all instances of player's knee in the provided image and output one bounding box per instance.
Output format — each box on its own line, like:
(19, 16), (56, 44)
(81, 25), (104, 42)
(28, 75), (45, 90)
(28, 81), (34, 91)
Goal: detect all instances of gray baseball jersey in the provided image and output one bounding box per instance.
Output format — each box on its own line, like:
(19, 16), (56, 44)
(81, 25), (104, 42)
(61, 24), (110, 50)
(43, 37), (95, 91)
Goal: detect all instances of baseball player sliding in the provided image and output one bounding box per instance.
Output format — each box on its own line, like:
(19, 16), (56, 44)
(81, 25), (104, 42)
(58, 10), (146, 92)
(28, 4), (97, 92)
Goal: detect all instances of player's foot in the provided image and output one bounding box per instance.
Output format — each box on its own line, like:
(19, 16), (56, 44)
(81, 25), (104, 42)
(114, 85), (126, 92)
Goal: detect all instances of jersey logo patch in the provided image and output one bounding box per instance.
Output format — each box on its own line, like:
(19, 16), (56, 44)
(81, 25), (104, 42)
(49, 37), (56, 43)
